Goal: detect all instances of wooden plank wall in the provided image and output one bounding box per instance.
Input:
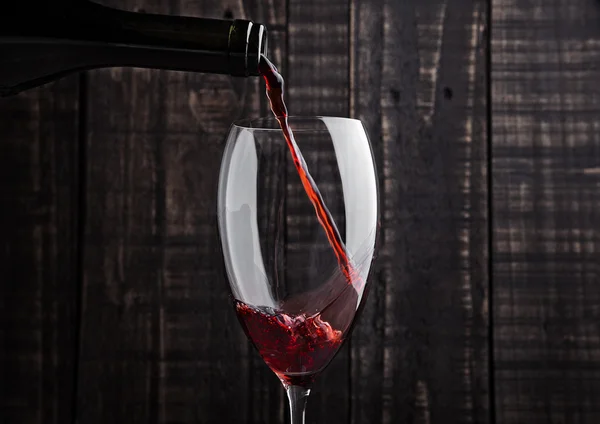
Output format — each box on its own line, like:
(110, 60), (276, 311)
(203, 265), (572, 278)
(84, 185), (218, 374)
(2, 0), (600, 422)
(0, 78), (80, 423)
(492, 0), (600, 422)
(349, 0), (489, 424)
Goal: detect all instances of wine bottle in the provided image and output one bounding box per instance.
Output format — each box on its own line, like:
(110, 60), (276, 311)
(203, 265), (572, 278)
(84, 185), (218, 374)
(0, 1), (268, 96)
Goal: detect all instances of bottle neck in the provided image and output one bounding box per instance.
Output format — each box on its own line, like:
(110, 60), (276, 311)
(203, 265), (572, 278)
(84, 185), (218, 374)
(64, 1), (268, 76)
(0, 0), (268, 95)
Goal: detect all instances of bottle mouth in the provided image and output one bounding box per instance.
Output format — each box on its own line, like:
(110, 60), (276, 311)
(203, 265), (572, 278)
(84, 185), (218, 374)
(258, 25), (268, 59)
(247, 21), (267, 76)
(229, 20), (267, 77)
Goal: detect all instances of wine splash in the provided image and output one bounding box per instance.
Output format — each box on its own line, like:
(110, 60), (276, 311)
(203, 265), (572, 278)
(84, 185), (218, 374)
(235, 300), (342, 387)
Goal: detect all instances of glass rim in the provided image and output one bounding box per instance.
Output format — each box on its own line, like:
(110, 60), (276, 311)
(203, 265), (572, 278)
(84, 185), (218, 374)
(232, 115), (362, 132)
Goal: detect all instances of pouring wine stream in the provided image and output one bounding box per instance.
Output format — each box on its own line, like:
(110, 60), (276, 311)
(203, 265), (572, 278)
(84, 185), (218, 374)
(257, 55), (356, 285)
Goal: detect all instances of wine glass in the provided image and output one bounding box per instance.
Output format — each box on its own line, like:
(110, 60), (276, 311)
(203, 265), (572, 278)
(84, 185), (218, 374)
(217, 116), (379, 424)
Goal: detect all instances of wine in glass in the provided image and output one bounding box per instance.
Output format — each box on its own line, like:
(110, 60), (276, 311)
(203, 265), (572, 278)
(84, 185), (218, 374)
(217, 55), (378, 424)
(217, 115), (378, 423)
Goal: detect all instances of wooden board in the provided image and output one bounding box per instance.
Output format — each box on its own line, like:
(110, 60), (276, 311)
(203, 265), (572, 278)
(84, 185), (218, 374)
(0, 78), (80, 424)
(492, 0), (600, 422)
(75, 0), (276, 422)
(349, 0), (490, 422)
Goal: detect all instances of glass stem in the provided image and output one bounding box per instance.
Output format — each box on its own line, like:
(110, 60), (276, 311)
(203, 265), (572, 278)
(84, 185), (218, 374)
(286, 385), (311, 424)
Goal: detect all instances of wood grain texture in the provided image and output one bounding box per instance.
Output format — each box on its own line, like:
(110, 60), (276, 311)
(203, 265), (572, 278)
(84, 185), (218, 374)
(349, 0), (489, 422)
(0, 78), (80, 424)
(492, 0), (600, 422)
(286, 0), (352, 423)
(75, 1), (270, 423)
(243, 0), (286, 28)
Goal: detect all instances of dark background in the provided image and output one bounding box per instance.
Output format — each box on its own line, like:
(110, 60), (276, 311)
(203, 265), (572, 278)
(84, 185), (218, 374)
(1, 0), (600, 422)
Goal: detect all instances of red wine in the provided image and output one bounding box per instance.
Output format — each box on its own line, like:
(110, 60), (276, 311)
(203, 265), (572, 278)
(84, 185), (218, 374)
(235, 300), (342, 387)
(257, 55), (357, 284)
(233, 55), (364, 387)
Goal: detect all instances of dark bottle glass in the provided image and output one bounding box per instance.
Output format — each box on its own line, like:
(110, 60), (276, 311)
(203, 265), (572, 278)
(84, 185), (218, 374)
(0, 1), (268, 96)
